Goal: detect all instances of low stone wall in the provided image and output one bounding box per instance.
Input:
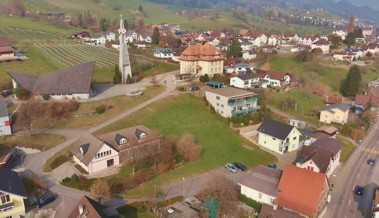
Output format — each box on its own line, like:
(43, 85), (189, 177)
(239, 123), (262, 134)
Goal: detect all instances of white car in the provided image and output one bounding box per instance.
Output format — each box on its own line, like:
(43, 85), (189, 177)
(225, 163), (238, 173)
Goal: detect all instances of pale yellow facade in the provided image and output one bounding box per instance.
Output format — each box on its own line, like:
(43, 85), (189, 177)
(258, 128), (301, 154)
(180, 60), (224, 77)
(0, 193), (26, 218)
(320, 109), (349, 124)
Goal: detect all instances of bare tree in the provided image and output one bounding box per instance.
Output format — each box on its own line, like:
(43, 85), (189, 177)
(15, 101), (33, 135)
(177, 134), (202, 161)
(89, 180), (111, 204)
(200, 175), (240, 217)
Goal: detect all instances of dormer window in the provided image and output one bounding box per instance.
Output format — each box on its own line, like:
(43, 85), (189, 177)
(135, 129), (147, 140)
(119, 138), (127, 145)
(139, 133), (146, 139)
(1, 194), (10, 204)
(115, 134), (128, 145)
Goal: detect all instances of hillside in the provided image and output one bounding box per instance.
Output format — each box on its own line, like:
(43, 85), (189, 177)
(332, 0), (379, 11)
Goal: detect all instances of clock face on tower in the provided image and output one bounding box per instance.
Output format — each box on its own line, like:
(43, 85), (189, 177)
(119, 29), (126, 35)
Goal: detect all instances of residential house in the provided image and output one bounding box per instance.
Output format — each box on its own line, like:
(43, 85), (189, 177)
(363, 27), (374, 37)
(255, 69), (296, 87)
(311, 40), (330, 54)
(283, 33), (299, 42)
(7, 61), (95, 100)
(242, 51), (256, 60)
(103, 31), (115, 42)
(154, 48), (173, 58)
(205, 87), (259, 118)
(232, 63), (253, 75)
(258, 204), (303, 218)
(0, 100), (11, 136)
(134, 41), (151, 49)
(372, 188), (379, 218)
(303, 126), (339, 146)
(125, 31), (138, 43)
(345, 48), (363, 59)
(72, 31), (90, 41)
(71, 133), (120, 174)
(332, 30), (347, 40)
(68, 195), (119, 218)
(275, 165), (329, 218)
(319, 103), (350, 124)
(297, 35), (319, 46)
(296, 138), (342, 177)
(257, 119), (302, 154)
(91, 36), (106, 45)
(97, 125), (162, 163)
(0, 168), (28, 218)
(238, 165), (282, 206)
(0, 147), (16, 168)
(179, 42), (224, 77)
(161, 201), (199, 218)
(333, 51), (356, 61)
(239, 40), (253, 51)
(0, 37), (15, 62)
(239, 29), (252, 38)
(230, 74), (260, 89)
(324, 95), (343, 105)
(249, 37), (261, 48)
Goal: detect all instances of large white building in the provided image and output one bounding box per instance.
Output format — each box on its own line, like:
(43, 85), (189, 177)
(179, 42), (224, 77)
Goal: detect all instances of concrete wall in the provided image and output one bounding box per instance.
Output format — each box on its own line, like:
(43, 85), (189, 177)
(240, 184), (276, 206)
(88, 144), (119, 174)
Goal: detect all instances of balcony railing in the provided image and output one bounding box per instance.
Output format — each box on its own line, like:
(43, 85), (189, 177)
(228, 98), (257, 107)
(0, 201), (14, 212)
(231, 106), (261, 115)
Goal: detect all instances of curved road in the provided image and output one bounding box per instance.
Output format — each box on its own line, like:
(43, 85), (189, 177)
(326, 121), (379, 218)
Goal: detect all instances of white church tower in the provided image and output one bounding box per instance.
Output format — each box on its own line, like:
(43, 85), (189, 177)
(118, 15), (132, 83)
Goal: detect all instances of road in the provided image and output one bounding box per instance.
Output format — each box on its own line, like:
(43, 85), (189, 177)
(22, 70), (180, 217)
(326, 121), (379, 218)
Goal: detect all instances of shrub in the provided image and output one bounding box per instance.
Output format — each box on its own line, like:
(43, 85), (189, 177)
(42, 94), (49, 100)
(177, 134), (202, 161)
(47, 100), (79, 119)
(14, 86), (30, 100)
(96, 105), (106, 114)
(239, 194), (262, 213)
(71, 174), (79, 183)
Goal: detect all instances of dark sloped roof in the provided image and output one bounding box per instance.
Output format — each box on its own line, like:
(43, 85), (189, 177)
(258, 119), (296, 140)
(310, 138), (342, 156)
(135, 129), (145, 138)
(115, 133), (127, 145)
(68, 195), (119, 218)
(321, 103), (350, 113)
(297, 146), (332, 173)
(7, 61), (95, 95)
(258, 204), (304, 218)
(236, 73), (259, 81)
(0, 100), (8, 117)
(0, 168), (27, 198)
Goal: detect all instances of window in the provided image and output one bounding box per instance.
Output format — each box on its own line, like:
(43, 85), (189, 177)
(217, 103), (219, 106)
(244, 81), (249, 85)
(293, 137), (297, 140)
(307, 166), (314, 171)
(1, 194), (10, 204)
(272, 138), (276, 140)
(258, 193), (262, 199)
(216, 96), (220, 100)
(221, 111), (224, 114)
(221, 104), (224, 108)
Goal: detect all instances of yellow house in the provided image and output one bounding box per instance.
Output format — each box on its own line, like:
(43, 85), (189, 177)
(320, 103), (350, 124)
(0, 168), (27, 218)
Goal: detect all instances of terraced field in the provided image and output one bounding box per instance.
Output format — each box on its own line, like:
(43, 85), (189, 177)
(0, 26), (65, 43)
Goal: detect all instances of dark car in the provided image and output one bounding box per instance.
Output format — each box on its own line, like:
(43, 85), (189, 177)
(354, 186), (364, 196)
(268, 163), (277, 169)
(233, 162), (247, 171)
(367, 159), (376, 166)
(188, 86), (200, 91)
(36, 193), (55, 208)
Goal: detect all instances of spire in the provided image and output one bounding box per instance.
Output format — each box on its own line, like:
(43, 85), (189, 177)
(118, 14), (125, 35)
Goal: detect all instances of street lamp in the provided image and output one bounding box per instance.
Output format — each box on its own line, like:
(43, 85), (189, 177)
(182, 177), (185, 200)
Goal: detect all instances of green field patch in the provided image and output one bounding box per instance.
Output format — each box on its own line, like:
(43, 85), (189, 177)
(0, 133), (66, 151)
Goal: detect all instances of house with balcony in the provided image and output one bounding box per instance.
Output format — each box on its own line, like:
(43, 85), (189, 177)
(230, 74), (260, 89)
(320, 103), (350, 124)
(0, 168), (27, 218)
(205, 87), (260, 118)
(154, 48), (173, 58)
(257, 119), (301, 154)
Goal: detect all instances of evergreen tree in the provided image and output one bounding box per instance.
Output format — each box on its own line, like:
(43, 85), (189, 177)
(341, 65), (362, 97)
(126, 74), (133, 84)
(353, 27), (363, 38)
(113, 65), (122, 84)
(151, 27), (160, 45)
(344, 32), (356, 48)
(138, 5), (144, 13)
(123, 19), (129, 30)
(227, 40), (242, 58)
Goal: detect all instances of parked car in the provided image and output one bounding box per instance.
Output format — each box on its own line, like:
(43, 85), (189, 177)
(354, 186), (364, 196)
(367, 159), (375, 166)
(225, 163), (238, 173)
(188, 86), (200, 91)
(36, 193), (55, 208)
(268, 163), (277, 169)
(233, 162), (247, 171)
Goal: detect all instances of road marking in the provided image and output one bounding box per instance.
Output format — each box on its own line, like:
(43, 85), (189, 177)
(348, 198), (351, 206)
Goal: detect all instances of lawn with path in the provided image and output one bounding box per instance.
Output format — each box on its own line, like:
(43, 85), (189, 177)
(94, 94), (276, 197)
(0, 133), (66, 151)
(338, 136), (355, 163)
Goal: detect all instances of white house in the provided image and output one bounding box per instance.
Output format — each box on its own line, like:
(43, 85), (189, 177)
(249, 37), (261, 47)
(125, 31), (138, 43)
(311, 40), (330, 54)
(0, 100), (11, 136)
(238, 165), (282, 206)
(296, 138), (342, 177)
(104, 31), (116, 42)
(154, 48), (173, 58)
(239, 40), (252, 51)
(242, 51), (256, 60)
(91, 36), (106, 45)
(230, 74), (260, 89)
(205, 87), (260, 118)
(71, 133), (120, 174)
(332, 30), (347, 40)
(255, 69), (295, 87)
(257, 119), (302, 154)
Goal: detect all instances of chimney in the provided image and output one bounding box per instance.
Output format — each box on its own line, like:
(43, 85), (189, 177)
(79, 205), (84, 214)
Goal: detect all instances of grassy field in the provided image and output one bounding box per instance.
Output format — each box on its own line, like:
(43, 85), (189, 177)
(338, 136), (355, 162)
(94, 94), (276, 197)
(32, 85), (165, 129)
(43, 142), (73, 172)
(0, 133), (66, 151)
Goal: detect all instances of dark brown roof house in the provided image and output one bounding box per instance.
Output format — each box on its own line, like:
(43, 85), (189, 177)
(0, 37), (17, 62)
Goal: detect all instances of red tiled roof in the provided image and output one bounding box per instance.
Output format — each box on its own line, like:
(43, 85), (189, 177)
(325, 95), (343, 104)
(0, 37), (11, 47)
(239, 29), (251, 36)
(369, 86), (379, 97)
(275, 165), (328, 217)
(355, 94), (379, 107)
(180, 42), (224, 61)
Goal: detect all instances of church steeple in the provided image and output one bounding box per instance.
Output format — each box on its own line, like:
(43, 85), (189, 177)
(118, 14), (132, 84)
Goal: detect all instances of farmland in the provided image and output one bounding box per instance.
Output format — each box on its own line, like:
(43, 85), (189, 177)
(0, 26), (66, 44)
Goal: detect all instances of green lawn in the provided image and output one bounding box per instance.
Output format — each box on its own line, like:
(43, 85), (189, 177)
(95, 94), (276, 197)
(337, 136), (355, 162)
(0, 133), (66, 151)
